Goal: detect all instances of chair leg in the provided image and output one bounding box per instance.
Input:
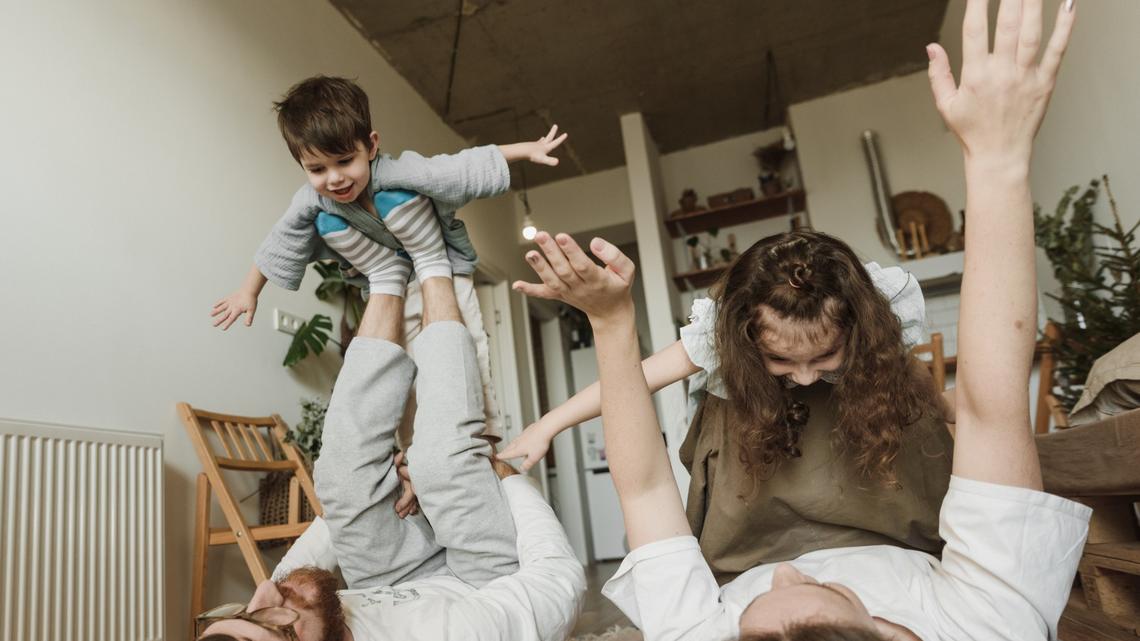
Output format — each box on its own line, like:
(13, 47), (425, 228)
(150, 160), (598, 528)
(190, 473), (210, 640)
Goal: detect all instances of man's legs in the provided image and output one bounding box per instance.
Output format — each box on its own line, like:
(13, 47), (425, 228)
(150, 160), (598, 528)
(406, 277), (520, 586)
(313, 293), (447, 588)
(397, 276), (504, 446)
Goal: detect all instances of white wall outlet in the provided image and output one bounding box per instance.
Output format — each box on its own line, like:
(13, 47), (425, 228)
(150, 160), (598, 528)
(274, 308), (306, 335)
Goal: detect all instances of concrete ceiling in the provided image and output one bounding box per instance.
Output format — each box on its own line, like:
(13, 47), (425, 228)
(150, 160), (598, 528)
(332, 0), (949, 188)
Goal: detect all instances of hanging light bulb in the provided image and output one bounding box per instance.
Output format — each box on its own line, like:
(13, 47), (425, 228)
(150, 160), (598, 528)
(522, 213), (538, 240)
(520, 192), (538, 240)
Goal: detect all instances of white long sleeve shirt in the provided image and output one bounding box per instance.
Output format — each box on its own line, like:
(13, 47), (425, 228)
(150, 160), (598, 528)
(273, 477), (586, 641)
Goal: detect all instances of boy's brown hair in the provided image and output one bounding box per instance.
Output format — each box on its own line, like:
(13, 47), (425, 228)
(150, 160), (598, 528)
(274, 75), (373, 163)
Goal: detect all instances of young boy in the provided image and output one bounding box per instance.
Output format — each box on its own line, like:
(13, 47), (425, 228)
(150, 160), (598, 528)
(211, 75), (567, 441)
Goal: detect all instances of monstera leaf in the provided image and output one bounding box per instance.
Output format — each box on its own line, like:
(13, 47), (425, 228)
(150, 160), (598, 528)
(283, 314), (334, 367)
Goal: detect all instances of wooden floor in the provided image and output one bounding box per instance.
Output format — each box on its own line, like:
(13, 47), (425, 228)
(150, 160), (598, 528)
(571, 561), (635, 637)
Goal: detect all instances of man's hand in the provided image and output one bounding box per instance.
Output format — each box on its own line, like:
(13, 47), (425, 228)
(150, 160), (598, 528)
(925, 0), (1075, 166)
(211, 288), (258, 330)
(393, 451), (419, 519)
(512, 232), (636, 327)
(499, 125), (569, 167)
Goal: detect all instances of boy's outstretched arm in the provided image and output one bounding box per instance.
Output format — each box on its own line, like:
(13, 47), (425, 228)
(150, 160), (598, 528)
(514, 232), (690, 549)
(374, 125), (568, 213)
(211, 264), (268, 330)
(498, 124), (569, 166)
(929, 0), (1075, 489)
(498, 340), (699, 472)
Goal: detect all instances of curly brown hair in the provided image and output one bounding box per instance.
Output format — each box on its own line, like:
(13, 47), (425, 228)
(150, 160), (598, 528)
(713, 230), (941, 483)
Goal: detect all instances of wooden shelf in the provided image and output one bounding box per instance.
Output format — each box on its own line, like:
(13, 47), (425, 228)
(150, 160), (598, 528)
(666, 189), (806, 238)
(672, 265), (727, 292)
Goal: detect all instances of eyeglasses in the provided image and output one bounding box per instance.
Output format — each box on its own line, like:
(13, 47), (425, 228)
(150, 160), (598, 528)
(195, 602), (300, 640)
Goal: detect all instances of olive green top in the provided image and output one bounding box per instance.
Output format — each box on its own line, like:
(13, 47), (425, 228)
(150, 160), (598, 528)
(680, 373), (953, 585)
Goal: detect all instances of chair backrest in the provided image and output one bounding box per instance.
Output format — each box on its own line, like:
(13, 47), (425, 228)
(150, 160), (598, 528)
(178, 403), (322, 578)
(910, 332), (946, 392)
(1035, 321), (1070, 433)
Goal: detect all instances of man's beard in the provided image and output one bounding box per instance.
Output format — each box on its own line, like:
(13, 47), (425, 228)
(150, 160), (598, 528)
(279, 567), (346, 641)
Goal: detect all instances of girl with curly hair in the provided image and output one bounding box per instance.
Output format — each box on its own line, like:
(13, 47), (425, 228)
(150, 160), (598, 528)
(501, 226), (953, 581)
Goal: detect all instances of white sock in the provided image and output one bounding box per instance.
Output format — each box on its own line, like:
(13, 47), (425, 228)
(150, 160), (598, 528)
(316, 212), (411, 297)
(375, 190), (453, 283)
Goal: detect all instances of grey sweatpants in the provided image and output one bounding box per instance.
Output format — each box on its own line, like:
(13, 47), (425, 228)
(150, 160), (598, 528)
(313, 321), (519, 589)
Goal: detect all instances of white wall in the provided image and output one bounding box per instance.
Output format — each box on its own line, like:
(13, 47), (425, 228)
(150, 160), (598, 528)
(520, 127), (800, 312)
(789, 0), (1140, 305)
(0, 1), (526, 638)
(620, 112), (691, 493)
(513, 165), (634, 239)
(789, 72), (966, 266)
(1015, 0), (1140, 235)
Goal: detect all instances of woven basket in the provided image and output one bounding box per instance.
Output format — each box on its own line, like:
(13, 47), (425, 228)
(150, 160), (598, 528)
(257, 470), (317, 550)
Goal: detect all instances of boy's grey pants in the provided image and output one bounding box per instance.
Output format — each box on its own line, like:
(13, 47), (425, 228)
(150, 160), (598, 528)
(313, 321), (519, 589)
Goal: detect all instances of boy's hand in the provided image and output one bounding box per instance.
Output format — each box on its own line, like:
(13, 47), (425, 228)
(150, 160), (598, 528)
(513, 232), (636, 326)
(497, 420), (556, 472)
(925, 0), (1075, 165)
(499, 125), (569, 167)
(211, 289), (258, 330)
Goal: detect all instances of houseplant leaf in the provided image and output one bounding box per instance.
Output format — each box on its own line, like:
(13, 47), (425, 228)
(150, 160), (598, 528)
(283, 314), (334, 367)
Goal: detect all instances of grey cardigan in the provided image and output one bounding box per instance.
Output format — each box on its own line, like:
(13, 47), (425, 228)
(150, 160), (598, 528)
(254, 144), (511, 292)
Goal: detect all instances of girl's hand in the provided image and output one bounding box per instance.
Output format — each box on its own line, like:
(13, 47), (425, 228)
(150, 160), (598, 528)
(926, 0), (1076, 165)
(513, 232), (636, 325)
(497, 420), (556, 472)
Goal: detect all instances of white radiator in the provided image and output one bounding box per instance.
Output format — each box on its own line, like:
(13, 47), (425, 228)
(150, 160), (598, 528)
(0, 419), (164, 641)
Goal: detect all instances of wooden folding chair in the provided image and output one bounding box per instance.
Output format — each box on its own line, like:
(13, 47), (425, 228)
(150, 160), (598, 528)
(910, 332), (947, 392)
(179, 402), (323, 638)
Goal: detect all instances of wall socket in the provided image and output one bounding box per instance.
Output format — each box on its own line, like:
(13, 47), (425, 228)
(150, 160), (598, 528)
(273, 308), (306, 335)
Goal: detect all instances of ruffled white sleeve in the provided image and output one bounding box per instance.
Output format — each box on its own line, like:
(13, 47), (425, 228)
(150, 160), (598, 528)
(865, 262), (928, 348)
(679, 298), (719, 371)
(679, 298), (728, 408)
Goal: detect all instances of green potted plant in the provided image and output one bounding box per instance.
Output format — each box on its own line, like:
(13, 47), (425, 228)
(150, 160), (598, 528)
(282, 260), (365, 366)
(1034, 175), (1140, 411)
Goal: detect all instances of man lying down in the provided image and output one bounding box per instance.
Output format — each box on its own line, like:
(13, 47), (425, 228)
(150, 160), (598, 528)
(198, 272), (585, 640)
(511, 3), (1088, 638)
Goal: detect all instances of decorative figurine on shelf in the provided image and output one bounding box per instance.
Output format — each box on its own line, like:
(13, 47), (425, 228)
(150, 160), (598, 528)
(719, 232), (740, 264)
(754, 143), (788, 198)
(671, 188), (704, 218)
(686, 235), (712, 271)
(680, 189), (700, 213)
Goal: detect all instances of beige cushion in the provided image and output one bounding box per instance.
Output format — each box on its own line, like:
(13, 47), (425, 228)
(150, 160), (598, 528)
(1070, 332), (1140, 426)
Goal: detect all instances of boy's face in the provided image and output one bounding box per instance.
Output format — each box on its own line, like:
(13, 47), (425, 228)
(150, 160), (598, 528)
(299, 131), (380, 205)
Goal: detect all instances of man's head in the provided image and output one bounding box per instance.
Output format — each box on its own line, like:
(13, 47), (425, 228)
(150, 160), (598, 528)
(200, 567), (345, 641)
(737, 564), (897, 640)
(274, 76), (379, 205)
